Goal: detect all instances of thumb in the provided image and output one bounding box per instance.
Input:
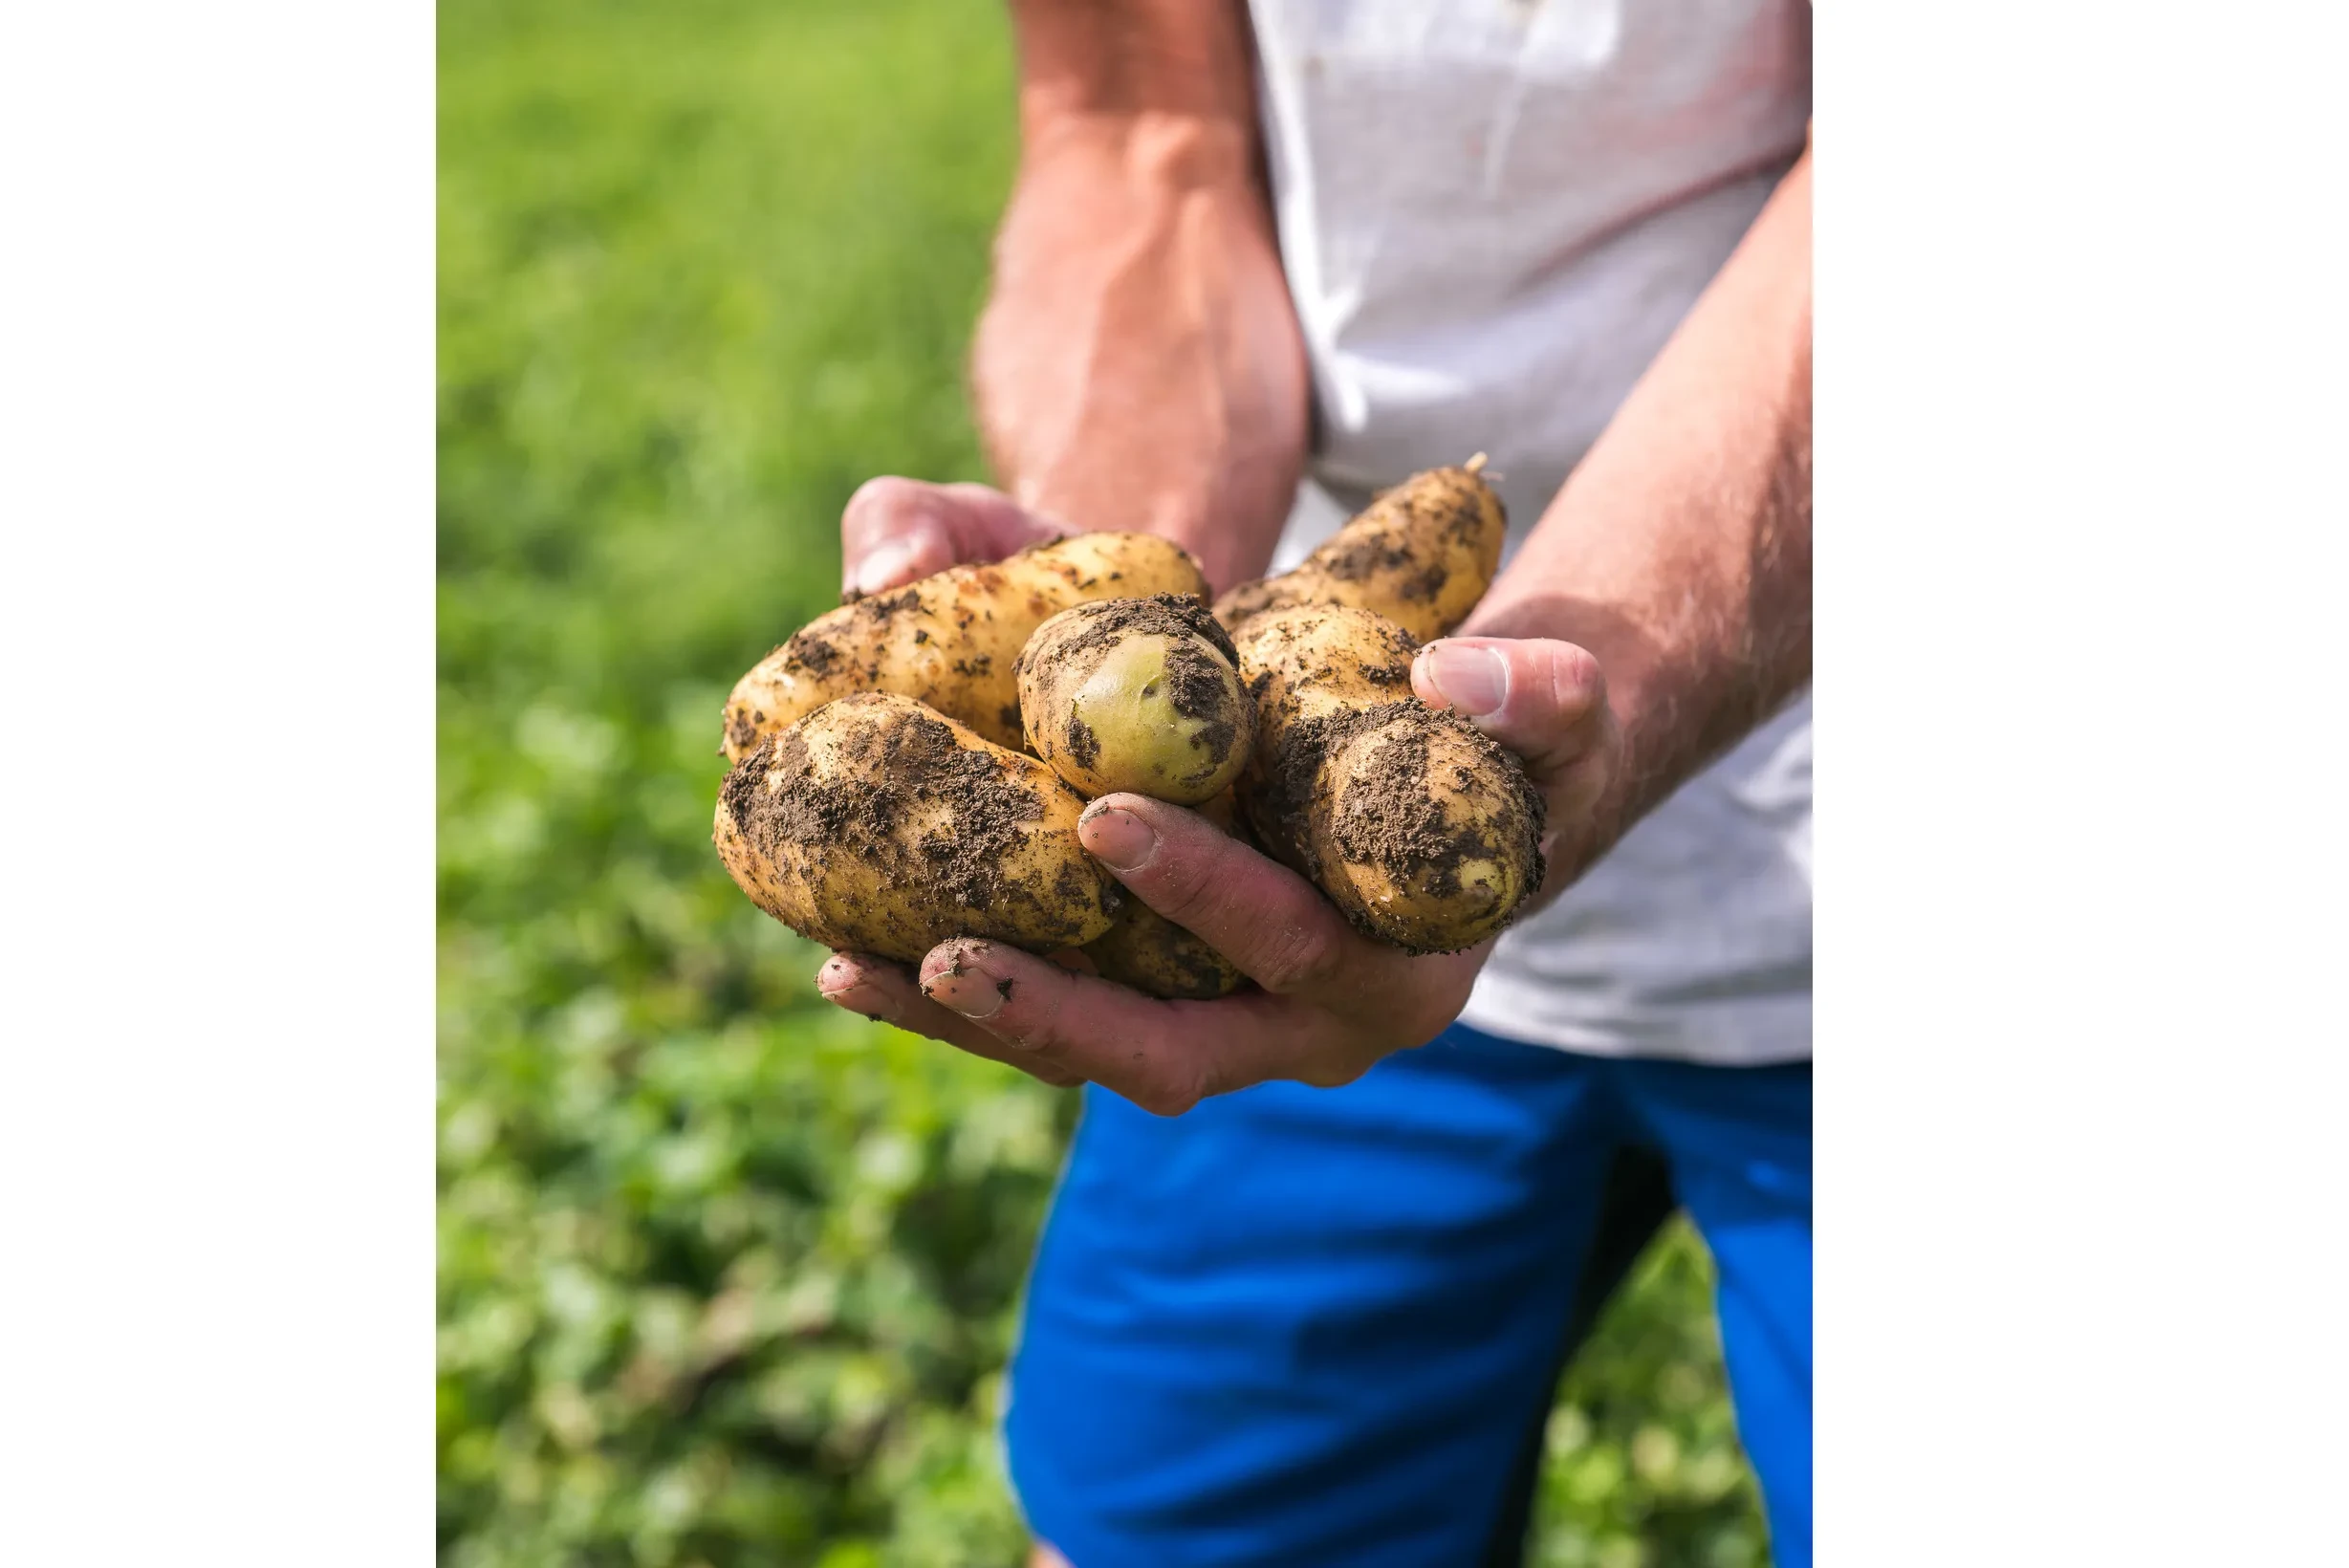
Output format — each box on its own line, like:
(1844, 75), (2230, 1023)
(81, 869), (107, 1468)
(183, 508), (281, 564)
(840, 477), (1065, 599)
(1410, 636), (1612, 782)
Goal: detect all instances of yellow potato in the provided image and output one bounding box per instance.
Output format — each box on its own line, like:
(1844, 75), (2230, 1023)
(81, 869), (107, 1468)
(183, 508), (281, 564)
(1216, 459), (1506, 643)
(1080, 790), (1250, 999)
(713, 692), (1120, 963)
(723, 533), (1208, 762)
(1017, 596), (1252, 805)
(1232, 604), (1544, 954)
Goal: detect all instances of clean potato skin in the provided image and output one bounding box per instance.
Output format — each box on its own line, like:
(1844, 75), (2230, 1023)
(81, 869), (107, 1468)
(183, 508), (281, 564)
(1215, 461), (1505, 643)
(723, 533), (1208, 763)
(1232, 604), (1544, 955)
(1016, 596), (1252, 806)
(714, 692), (1120, 963)
(1080, 789), (1250, 999)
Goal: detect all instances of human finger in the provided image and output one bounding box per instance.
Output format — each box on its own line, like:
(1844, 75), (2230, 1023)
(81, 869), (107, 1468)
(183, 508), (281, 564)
(1409, 636), (1613, 784)
(914, 939), (1340, 1113)
(816, 952), (1085, 1086)
(838, 477), (1065, 599)
(1075, 795), (1363, 997)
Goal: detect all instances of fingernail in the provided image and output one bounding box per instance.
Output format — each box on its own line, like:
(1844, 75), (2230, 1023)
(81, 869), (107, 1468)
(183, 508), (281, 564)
(849, 537), (921, 599)
(817, 957), (898, 1021)
(922, 952), (1009, 1020)
(1420, 642), (1508, 717)
(1078, 804), (1156, 871)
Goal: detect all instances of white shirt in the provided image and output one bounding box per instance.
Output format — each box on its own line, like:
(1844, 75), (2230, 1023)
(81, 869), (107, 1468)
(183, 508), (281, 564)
(1251, 0), (1814, 1064)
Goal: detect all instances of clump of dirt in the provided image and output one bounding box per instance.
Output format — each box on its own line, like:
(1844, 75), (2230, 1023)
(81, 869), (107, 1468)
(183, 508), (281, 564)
(1318, 533), (1416, 586)
(1242, 698), (1417, 881)
(1240, 699), (1544, 954)
(789, 632), (844, 679)
(1044, 595), (1245, 775)
(723, 700), (1111, 955)
(1049, 593), (1238, 666)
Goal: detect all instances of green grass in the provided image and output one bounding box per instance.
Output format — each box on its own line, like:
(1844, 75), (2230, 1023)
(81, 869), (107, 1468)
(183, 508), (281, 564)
(437, 2), (1773, 1562)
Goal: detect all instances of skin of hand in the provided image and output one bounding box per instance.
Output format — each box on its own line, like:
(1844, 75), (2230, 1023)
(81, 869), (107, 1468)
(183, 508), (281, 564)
(968, 0), (1309, 595)
(816, 589), (1620, 1111)
(812, 0), (1811, 1115)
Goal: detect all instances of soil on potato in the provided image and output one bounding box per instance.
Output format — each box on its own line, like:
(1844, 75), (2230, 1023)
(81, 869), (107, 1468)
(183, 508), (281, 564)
(1244, 697), (1545, 953)
(723, 701), (1110, 946)
(1041, 594), (1245, 776)
(1091, 905), (1244, 1000)
(1331, 712), (1544, 903)
(1218, 466), (1502, 626)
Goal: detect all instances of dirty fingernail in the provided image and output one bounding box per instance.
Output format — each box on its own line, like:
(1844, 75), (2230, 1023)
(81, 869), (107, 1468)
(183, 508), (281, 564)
(818, 956), (897, 1018)
(924, 963), (1009, 1020)
(1079, 804), (1156, 871)
(1419, 642), (1508, 717)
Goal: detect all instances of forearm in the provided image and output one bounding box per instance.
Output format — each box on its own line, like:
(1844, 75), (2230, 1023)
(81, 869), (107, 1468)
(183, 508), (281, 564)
(974, 0), (1309, 592)
(1465, 150), (1813, 877)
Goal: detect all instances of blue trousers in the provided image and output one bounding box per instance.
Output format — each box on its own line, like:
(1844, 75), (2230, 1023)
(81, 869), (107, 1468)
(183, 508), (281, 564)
(1004, 1022), (1813, 1566)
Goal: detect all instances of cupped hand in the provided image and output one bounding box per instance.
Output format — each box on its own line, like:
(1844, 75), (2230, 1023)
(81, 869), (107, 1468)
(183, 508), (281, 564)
(817, 634), (1622, 1114)
(837, 475), (1065, 599)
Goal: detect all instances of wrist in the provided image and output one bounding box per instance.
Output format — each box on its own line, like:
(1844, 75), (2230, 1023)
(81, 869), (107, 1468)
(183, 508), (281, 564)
(972, 120), (1307, 593)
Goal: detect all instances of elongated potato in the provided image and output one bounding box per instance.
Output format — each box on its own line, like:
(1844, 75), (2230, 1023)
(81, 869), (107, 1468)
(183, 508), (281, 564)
(1233, 604), (1543, 954)
(1081, 790), (1250, 999)
(1215, 460), (1505, 642)
(723, 533), (1208, 763)
(714, 692), (1120, 963)
(1016, 595), (1253, 806)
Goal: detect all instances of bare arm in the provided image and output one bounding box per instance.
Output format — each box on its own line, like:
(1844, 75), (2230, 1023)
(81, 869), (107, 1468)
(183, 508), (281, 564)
(967, 0), (1309, 593)
(827, 128), (1814, 1117)
(1450, 146), (1813, 888)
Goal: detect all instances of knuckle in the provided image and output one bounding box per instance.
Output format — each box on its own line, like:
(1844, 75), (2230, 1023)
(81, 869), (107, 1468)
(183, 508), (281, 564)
(1134, 1072), (1203, 1118)
(1251, 922), (1341, 996)
(1136, 845), (1220, 924)
(1546, 642), (1604, 710)
(1300, 1056), (1370, 1090)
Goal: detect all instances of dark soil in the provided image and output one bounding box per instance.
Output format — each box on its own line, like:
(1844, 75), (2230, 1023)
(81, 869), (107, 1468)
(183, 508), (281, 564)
(722, 698), (1113, 954)
(1241, 698), (1543, 954)
(1035, 595), (1246, 779)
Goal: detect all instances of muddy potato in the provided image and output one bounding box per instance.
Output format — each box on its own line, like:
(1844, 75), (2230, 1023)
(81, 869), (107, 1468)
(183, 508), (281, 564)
(1232, 603), (1544, 955)
(1216, 459), (1505, 643)
(723, 533), (1208, 763)
(714, 692), (1120, 963)
(1080, 790), (1250, 999)
(1016, 596), (1252, 806)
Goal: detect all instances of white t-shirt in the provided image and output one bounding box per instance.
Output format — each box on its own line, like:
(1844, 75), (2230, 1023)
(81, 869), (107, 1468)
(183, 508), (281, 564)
(1250, 0), (1814, 1065)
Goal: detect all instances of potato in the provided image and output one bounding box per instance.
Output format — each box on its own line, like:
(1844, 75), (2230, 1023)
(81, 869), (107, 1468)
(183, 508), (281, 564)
(713, 692), (1120, 963)
(1232, 604), (1544, 954)
(1216, 459), (1505, 642)
(1080, 790), (1250, 999)
(723, 533), (1208, 763)
(1015, 595), (1253, 806)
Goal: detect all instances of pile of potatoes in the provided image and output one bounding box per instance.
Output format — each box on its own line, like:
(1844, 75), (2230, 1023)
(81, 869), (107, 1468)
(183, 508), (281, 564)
(712, 460), (1546, 999)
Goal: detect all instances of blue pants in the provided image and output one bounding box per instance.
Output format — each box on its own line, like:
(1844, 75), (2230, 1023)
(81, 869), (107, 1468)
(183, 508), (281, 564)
(1004, 1022), (1813, 1567)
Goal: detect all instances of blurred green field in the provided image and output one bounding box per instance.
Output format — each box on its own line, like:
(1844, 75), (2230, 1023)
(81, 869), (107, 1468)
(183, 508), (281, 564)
(436, 2), (1773, 1563)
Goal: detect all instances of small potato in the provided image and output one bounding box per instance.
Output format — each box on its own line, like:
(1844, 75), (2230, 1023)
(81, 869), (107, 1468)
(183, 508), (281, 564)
(714, 692), (1120, 963)
(1081, 790), (1250, 999)
(723, 533), (1208, 763)
(1216, 459), (1505, 642)
(1016, 596), (1252, 805)
(1086, 902), (1247, 1000)
(1232, 604), (1543, 954)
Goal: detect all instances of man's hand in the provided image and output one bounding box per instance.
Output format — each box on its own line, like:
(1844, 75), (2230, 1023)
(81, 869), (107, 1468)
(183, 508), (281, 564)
(837, 475), (1063, 600)
(816, 635), (1618, 1112)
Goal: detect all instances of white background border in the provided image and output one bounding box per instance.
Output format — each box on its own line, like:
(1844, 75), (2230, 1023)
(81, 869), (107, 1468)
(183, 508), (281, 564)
(3, 1), (2346, 1560)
